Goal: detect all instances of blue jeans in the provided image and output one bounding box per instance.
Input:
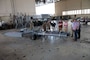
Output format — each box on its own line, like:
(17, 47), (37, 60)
(73, 30), (78, 41)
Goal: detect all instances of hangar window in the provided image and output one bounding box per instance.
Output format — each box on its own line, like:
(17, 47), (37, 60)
(62, 11), (66, 15)
(62, 9), (90, 15)
(82, 9), (90, 14)
(77, 10), (81, 14)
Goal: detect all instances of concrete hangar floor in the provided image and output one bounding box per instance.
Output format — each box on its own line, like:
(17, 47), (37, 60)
(0, 21), (90, 60)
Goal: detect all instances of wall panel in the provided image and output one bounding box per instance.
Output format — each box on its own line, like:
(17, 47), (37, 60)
(0, 0), (12, 16)
(0, 0), (36, 16)
(14, 0), (35, 15)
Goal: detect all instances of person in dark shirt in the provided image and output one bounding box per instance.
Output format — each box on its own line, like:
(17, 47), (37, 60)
(77, 19), (81, 39)
(58, 20), (63, 32)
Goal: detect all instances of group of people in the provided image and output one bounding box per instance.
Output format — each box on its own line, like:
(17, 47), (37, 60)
(58, 19), (81, 41)
(42, 20), (68, 32)
(58, 20), (68, 32)
(42, 19), (81, 41)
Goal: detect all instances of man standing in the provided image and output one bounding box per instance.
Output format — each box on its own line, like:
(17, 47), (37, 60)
(71, 19), (79, 41)
(77, 19), (81, 39)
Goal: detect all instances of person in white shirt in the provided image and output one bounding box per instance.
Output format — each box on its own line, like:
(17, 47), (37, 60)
(71, 20), (74, 37)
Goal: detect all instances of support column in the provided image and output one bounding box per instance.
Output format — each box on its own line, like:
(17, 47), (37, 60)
(10, 0), (15, 15)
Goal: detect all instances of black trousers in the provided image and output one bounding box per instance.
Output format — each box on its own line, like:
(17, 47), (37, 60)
(73, 30), (78, 41)
(77, 29), (81, 39)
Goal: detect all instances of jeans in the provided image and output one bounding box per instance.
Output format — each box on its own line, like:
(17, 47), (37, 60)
(73, 30), (78, 41)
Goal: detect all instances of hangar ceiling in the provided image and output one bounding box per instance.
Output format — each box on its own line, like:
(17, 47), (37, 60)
(35, 0), (60, 6)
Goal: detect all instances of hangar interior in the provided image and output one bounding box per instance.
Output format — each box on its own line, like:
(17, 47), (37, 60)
(0, 0), (90, 60)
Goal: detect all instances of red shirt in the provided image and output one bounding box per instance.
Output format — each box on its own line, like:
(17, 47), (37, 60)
(58, 21), (63, 27)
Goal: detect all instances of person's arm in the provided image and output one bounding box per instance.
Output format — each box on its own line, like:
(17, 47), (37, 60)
(71, 23), (74, 30)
